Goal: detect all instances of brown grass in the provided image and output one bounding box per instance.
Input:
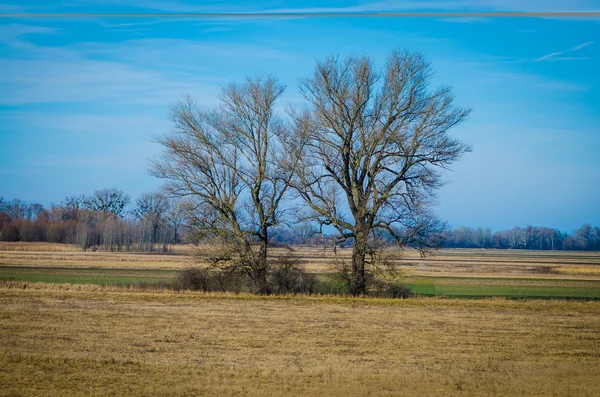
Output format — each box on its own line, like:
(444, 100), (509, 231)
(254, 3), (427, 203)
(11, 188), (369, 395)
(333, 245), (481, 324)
(0, 249), (192, 269)
(554, 266), (600, 276)
(0, 241), (79, 252)
(1, 282), (600, 396)
(0, 241), (197, 254)
(2, 242), (600, 281)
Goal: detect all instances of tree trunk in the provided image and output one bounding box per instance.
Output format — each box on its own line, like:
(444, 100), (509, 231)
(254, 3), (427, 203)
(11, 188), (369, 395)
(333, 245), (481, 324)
(253, 235), (271, 295)
(350, 232), (368, 296)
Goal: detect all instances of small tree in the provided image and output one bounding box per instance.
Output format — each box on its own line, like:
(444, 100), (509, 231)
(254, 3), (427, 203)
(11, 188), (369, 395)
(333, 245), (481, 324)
(166, 198), (191, 244)
(290, 50), (471, 295)
(134, 192), (169, 251)
(89, 188), (130, 218)
(151, 76), (298, 294)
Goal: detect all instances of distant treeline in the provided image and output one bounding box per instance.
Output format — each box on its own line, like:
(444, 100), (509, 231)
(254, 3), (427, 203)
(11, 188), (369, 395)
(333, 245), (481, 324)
(0, 189), (189, 252)
(1, 191), (599, 251)
(270, 224), (600, 251)
(439, 225), (600, 251)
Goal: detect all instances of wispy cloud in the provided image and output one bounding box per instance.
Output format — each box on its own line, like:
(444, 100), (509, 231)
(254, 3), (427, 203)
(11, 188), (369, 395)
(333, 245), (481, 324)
(0, 55), (219, 106)
(535, 41), (594, 62)
(0, 2), (23, 12)
(468, 41), (595, 65)
(0, 23), (60, 49)
(0, 29), (290, 107)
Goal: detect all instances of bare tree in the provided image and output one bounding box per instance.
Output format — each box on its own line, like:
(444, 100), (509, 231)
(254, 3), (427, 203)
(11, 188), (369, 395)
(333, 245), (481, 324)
(27, 203), (45, 221)
(166, 198), (192, 244)
(290, 50), (471, 295)
(62, 195), (89, 211)
(134, 193), (168, 219)
(3, 198), (27, 220)
(151, 76), (297, 294)
(133, 192), (173, 251)
(89, 188), (130, 218)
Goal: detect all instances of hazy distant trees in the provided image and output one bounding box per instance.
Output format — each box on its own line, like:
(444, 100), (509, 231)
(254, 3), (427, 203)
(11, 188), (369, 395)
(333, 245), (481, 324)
(151, 77), (298, 294)
(2, 198), (28, 220)
(166, 198), (191, 244)
(1, 195), (599, 252)
(0, 192), (187, 251)
(445, 227), (493, 248)
(133, 192), (171, 252)
(288, 50), (471, 295)
(0, 198), (47, 241)
(441, 225), (600, 251)
(88, 188), (131, 218)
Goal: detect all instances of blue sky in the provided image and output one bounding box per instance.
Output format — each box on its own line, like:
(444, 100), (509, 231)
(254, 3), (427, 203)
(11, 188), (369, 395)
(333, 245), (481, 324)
(1, 1), (599, 232)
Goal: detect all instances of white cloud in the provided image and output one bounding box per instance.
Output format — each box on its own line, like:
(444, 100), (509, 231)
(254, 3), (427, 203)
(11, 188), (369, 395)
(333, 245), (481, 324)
(0, 56), (217, 106)
(0, 23), (60, 50)
(535, 41), (594, 62)
(0, 31), (292, 107)
(466, 41), (595, 65)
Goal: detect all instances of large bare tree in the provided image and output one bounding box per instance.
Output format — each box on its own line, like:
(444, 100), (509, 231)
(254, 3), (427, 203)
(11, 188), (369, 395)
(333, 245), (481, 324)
(151, 76), (296, 294)
(290, 50), (471, 295)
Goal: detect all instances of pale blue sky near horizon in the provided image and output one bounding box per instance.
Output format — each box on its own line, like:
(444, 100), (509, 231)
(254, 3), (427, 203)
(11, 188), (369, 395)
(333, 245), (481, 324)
(0, 0), (599, 232)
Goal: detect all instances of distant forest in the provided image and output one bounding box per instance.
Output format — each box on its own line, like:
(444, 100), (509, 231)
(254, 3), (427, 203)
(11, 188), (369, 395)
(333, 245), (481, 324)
(1, 191), (599, 251)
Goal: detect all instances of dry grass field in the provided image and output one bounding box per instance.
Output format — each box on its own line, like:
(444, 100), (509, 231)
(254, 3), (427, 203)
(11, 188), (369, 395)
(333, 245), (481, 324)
(2, 242), (600, 278)
(2, 242), (600, 299)
(1, 282), (600, 396)
(1, 243), (600, 395)
(0, 242), (193, 269)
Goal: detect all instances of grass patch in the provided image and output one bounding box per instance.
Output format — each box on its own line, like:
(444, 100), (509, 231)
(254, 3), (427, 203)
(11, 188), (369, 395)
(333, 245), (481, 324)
(0, 266), (177, 286)
(404, 276), (600, 299)
(2, 266), (600, 300)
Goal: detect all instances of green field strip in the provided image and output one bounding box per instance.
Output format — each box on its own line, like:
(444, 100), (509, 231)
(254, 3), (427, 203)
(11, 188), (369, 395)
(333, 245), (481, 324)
(2, 266), (600, 299)
(404, 276), (600, 299)
(406, 284), (600, 299)
(0, 266), (178, 286)
(407, 275), (600, 284)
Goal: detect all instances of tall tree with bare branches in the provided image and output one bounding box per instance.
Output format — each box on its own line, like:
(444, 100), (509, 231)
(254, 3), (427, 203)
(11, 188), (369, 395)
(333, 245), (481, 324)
(151, 76), (296, 294)
(290, 50), (471, 295)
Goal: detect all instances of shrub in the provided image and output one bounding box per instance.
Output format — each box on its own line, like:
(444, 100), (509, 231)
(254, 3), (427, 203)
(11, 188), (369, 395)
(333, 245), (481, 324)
(175, 257), (318, 295)
(210, 269), (251, 293)
(268, 255), (317, 294)
(371, 281), (412, 298)
(174, 267), (251, 293)
(175, 267), (213, 291)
